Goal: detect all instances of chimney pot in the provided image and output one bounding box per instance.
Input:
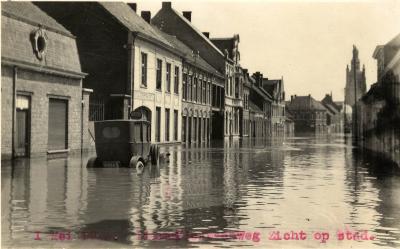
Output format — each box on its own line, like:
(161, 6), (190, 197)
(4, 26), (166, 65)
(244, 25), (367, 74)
(127, 3), (137, 13)
(202, 32), (209, 38)
(162, 2), (171, 8)
(182, 11), (192, 22)
(141, 11), (151, 23)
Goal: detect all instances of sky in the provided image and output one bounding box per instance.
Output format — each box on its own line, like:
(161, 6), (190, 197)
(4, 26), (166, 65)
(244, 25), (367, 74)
(136, 0), (400, 101)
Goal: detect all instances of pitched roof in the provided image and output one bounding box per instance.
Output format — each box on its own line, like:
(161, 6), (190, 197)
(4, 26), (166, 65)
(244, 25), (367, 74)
(211, 38), (235, 60)
(152, 3), (226, 72)
(321, 94), (341, 112)
(160, 33), (223, 77)
(249, 100), (263, 113)
(1, 1), (72, 36)
(287, 96), (326, 111)
(387, 33), (400, 48)
(99, 2), (172, 46)
(262, 79), (283, 100)
(166, 7), (224, 57)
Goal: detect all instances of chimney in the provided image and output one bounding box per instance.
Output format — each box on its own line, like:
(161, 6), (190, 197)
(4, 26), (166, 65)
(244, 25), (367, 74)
(162, 2), (172, 9)
(291, 95), (294, 101)
(127, 3), (137, 13)
(202, 32), (210, 38)
(141, 11), (151, 23)
(182, 11), (191, 22)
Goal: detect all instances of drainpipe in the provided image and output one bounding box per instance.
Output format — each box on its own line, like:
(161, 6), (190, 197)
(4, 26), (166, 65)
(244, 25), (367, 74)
(81, 85), (84, 155)
(127, 32), (138, 118)
(12, 66), (18, 159)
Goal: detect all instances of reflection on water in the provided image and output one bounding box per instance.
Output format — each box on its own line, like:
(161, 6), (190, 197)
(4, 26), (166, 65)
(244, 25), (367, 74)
(2, 135), (400, 248)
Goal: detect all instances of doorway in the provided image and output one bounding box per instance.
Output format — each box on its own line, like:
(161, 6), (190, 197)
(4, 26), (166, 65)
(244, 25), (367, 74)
(15, 95), (31, 157)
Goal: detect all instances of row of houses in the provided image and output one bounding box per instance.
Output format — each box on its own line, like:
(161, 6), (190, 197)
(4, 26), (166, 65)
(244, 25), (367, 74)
(1, 1), (287, 159)
(355, 33), (400, 167)
(286, 94), (344, 134)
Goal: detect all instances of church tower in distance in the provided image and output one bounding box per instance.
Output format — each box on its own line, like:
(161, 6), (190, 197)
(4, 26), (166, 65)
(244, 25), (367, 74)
(345, 45), (366, 106)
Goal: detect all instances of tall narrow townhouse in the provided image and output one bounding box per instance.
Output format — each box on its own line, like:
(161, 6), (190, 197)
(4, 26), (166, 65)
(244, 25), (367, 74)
(36, 2), (183, 143)
(210, 35), (244, 138)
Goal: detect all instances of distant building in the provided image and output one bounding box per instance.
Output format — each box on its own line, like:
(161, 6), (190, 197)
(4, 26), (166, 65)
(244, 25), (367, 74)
(1, 2), (89, 159)
(261, 78), (285, 136)
(321, 93), (343, 133)
(286, 95), (327, 134)
(357, 33), (400, 166)
(345, 45), (367, 107)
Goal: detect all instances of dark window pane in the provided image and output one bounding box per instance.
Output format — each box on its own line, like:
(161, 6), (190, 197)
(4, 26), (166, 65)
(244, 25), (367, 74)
(48, 98), (68, 150)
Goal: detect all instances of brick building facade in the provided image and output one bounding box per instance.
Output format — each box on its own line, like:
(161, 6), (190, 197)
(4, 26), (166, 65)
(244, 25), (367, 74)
(1, 2), (89, 159)
(286, 95), (327, 134)
(36, 2), (183, 144)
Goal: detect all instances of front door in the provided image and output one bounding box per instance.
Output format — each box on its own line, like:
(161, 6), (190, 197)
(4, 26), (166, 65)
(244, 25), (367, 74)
(15, 95), (30, 157)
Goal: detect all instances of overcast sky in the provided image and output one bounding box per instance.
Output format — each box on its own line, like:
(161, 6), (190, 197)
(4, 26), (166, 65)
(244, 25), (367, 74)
(137, 0), (400, 101)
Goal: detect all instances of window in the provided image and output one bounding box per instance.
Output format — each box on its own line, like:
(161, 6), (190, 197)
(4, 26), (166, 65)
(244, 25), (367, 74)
(183, 73), (187, 100)
(156, 107), (161, 142)
(198, 79), (201, 102)
(134, 123), (141, 142)
(209, 82), (212, 105)
(203, 80), (206, 103)
(229, 77), (233, 96)
(188, 76), (192, 101)
(182, 116), (186, 142)
(141, 52), (147, 86)
(142, 123), (148, 142)
(165, 108), (170, 142)
(212, 85), (216, 106)
(166, 63), (171, 92)
(174, 66), (179, 94)
(193, 77), (197, 102)
(48, 98), (68, 150)
(156, 59), (162, 90)
(235, 77), (239, 98)
(174, 110), (178, 141)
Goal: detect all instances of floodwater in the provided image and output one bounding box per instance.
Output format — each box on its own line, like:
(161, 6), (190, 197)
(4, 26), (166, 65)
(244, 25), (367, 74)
(2, 135), (400, 248)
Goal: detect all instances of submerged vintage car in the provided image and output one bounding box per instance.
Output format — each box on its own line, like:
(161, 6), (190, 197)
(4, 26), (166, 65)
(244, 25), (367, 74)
(87, 115), (159, 168)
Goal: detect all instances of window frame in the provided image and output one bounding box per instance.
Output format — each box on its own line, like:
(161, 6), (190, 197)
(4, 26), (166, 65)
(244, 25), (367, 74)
(141, 52), (147, 87)
(156, 59), (162, 91)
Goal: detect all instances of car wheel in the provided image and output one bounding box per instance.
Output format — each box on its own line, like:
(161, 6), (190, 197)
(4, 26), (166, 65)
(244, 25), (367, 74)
(150, 144), (159, 164)
(136, 160), (144, 172)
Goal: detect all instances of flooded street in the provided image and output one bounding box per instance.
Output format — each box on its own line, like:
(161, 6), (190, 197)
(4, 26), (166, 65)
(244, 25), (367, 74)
(2, 135), (400, 248)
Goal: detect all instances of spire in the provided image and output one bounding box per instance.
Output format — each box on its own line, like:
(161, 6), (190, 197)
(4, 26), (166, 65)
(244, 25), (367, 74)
(352, 45), (359, 59)
(351, 45), (360, 71)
